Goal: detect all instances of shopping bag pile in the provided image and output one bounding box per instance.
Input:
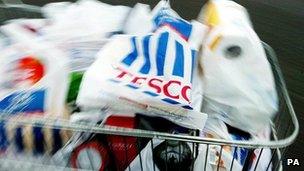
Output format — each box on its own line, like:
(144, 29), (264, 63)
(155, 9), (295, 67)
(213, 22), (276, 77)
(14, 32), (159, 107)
(0, 0), (278, 170)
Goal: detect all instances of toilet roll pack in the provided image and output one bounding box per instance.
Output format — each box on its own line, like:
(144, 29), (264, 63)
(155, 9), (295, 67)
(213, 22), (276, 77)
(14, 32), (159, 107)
(198, 0), (278, 135)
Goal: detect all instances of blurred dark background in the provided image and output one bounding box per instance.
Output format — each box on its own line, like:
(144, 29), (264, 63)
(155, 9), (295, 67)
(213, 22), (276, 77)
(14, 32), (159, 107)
(6, 0), (304, 170)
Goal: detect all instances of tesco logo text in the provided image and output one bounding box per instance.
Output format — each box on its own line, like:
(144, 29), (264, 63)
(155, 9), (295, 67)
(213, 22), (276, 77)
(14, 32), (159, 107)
(114, 67), (191, 103)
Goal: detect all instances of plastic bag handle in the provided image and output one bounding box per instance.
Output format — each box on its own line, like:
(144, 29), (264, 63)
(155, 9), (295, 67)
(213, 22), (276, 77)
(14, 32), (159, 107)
(165, 0), (171, 6)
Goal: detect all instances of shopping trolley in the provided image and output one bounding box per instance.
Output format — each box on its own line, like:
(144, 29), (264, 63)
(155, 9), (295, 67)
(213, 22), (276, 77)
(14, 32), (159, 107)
(0, 1), (299, 171)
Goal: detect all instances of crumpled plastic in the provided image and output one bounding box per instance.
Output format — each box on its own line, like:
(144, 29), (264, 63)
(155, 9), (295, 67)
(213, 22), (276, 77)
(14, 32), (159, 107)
(198, 0), (278, 135)
(77, 1), (207, 130)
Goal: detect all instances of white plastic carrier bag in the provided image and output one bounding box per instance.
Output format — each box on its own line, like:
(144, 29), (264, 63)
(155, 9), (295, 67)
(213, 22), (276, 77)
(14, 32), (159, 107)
(77, 2), (207, 130)
(41, 0), (131, 42)
(198, 0), (278, 134)
(0, 28), (69, 117)
(41, 0), (131, 72)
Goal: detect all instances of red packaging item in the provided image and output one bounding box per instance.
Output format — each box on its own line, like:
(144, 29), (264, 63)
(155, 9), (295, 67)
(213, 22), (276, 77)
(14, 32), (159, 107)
(105, 115), (138, 171)
(71, 141), (109, 171)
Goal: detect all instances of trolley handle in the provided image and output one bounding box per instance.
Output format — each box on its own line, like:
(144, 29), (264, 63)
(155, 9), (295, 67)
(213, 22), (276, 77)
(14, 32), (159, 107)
(262, 42), (299, 146)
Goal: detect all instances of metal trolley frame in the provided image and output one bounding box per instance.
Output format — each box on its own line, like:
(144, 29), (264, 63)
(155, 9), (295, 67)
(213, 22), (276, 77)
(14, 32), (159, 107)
(0, 1), (299, 171)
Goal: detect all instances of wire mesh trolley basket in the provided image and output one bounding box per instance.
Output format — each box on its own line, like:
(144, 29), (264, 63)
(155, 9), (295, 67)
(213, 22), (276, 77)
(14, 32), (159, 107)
(0, 1), (299, 171)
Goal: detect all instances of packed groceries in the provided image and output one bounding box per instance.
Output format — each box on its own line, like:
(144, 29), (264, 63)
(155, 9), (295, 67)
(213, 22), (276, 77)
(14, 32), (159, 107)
(0, 0), (279, 170)
(198, 0), (278, 135)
